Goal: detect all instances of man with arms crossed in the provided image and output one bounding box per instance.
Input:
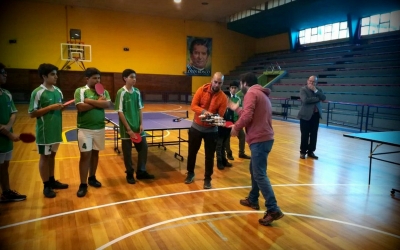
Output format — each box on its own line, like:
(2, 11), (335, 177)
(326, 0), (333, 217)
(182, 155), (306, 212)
(230, 72), (284, 226)
(74, 68), (111, 197)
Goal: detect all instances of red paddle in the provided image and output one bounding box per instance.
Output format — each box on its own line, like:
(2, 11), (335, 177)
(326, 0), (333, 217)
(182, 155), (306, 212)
(95, 83), (105, 96)
(63, 99), (75, 106)
(19, 133), (36, 143)
(225, 121), (234, 128)
(131, 133), (142, 143)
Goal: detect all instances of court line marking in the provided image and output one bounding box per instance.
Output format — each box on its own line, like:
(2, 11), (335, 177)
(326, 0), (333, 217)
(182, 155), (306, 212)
(0, 184), (370, 230)
(10, 153), (119, 163)
(96, 210), (400, 250)
(207, 222), (229, 241)
(149, 215), (233, 232)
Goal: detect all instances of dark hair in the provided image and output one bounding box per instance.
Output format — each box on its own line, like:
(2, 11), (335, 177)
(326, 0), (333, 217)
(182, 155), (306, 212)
(85, 67), (101, 78)
(230, 81), (239, 88)
(38, 63), (58, 79)
(240, 72), (258, 87)
(189, 38), (211, 55)
(0, 63), (5, 71)
(122, 69), (136, 82)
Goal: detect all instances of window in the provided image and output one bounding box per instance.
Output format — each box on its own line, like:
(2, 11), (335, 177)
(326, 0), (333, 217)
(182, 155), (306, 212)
(360, 10), (400, 36)
(299, 21), (349, 45)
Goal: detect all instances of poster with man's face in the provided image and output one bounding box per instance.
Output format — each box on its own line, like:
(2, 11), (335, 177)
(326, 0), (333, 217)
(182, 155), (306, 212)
(186, 36), (212, 76)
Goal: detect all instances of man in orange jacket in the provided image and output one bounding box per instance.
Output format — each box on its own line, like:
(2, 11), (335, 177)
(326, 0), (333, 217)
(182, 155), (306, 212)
(184, 72), (227, 189)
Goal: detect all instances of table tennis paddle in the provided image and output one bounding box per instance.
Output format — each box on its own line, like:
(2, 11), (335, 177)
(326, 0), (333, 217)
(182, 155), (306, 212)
(63, 99), (75, 106)
(19, 133), (36, 143)
(225, 121), (234, 128)
(95, 83), (105, 96)
(130, 133), (142, 143)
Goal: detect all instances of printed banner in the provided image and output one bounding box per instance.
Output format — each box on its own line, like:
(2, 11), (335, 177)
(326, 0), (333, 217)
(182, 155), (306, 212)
(186, 36), (212, 76)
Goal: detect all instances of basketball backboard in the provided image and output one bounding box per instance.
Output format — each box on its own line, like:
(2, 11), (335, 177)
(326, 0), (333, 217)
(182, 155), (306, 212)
(60, 43), (92, 62)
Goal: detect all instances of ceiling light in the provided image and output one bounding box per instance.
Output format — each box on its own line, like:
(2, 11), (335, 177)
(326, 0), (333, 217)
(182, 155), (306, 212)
(174, 0), (181, 3)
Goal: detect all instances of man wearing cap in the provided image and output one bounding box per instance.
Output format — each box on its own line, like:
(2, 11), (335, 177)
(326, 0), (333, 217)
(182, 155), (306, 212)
(225, 81), (251, 160)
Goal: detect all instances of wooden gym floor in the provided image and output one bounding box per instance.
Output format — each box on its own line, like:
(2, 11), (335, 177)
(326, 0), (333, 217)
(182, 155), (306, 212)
(0, 103), (399, 250)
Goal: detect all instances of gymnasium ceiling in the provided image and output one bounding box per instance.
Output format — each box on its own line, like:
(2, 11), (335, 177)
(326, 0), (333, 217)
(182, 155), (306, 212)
(19, 0), (400, 38)
(19, 0), (268, 22)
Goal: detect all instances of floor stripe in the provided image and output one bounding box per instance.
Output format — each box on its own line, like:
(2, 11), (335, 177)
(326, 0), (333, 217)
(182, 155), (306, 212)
(149, 215), (233, 232)
(0, 184), (368, 230)
(96, 210), (400, 250)
(10, 153), (119, 163)
(207, 222), (229, 241)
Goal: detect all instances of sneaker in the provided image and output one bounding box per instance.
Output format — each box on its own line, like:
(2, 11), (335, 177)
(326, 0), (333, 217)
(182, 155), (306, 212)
(0, 190), (27, 202)
(307, 152), (319, 160)
(240, 197), (260, 210)
(126, 172), (136, 184)
(77, 184), (88, 197)
(239, 154), (251, 159)
(258, 210), (284, 226)
(51, 180), (69, 189)
(203, 179), (212, 189)
(184, 172), (195, 184)
(136, 171), (155, 180)
(224, 162), (232, 167)
(217, 162), (225, 170)
(300, 153), (306, 159)
(88, 176), (102, 187)
(227, 154), (234, 160)
(43, 186), (56, 198)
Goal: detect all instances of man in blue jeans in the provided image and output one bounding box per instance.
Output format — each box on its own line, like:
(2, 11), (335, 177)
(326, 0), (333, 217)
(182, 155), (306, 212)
(229, 72), (284, 226)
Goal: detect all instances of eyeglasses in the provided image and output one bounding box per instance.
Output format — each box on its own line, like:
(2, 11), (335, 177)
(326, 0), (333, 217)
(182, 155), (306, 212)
(0, 69), (6, 76)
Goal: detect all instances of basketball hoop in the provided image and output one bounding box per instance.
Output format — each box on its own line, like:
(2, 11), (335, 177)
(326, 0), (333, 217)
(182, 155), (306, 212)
(60, 42), (91, 71)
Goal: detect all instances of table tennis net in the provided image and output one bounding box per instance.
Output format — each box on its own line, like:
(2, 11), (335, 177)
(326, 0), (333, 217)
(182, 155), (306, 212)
(142, 111), (189, 119)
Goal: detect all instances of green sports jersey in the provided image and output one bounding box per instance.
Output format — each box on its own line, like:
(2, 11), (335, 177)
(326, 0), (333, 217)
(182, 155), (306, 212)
(114, 86), (144, 138)
(75, 85), (111, 130)
(0, 88), (17, 153)
(230, 94), (242, 122)
(28, 85), (63, 145)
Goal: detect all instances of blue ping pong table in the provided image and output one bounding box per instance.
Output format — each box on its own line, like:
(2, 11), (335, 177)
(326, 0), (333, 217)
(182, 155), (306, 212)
(344, 131), (400, 195)
(105, 111), (193, 161)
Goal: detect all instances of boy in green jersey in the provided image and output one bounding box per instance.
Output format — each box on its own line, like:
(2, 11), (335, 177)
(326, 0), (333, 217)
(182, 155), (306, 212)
(225, 81), (251, 160)
(0, 63), (27, 202)
(74, 68), (111, 197)
(114, 69), (154, 184)
(28, 63), (68, 198)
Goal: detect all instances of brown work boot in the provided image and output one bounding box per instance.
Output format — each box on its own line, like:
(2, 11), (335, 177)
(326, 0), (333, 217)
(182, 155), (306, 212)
(258, 210), (284, 226)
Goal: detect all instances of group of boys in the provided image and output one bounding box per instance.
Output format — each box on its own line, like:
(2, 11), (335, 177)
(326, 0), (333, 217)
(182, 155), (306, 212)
(1, 63), (286, 226)
(0, 63), (153, 201)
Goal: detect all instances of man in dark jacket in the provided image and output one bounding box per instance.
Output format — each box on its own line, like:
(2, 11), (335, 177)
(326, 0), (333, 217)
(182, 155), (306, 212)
(297, 75), (326, 160)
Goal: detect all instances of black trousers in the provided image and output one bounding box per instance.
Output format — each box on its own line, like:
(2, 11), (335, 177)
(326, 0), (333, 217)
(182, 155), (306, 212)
(186, 127), (218, 180)
(121, 138), (148, 173)
(300, 112), (320, 154)
(225, 128), (246, 156)
(216, 134), (230, 165)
